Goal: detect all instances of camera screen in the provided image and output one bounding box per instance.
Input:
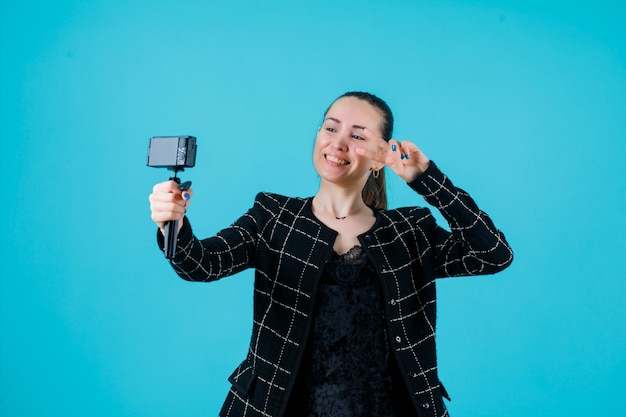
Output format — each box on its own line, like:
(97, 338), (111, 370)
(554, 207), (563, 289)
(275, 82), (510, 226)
(147, 136), (196, 168)
(147, 137), (179, 167)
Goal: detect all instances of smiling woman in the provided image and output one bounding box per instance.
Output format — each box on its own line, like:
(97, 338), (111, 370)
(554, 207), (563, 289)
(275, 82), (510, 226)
(317, 91), (397, 214)
(148, 91), (514, 417)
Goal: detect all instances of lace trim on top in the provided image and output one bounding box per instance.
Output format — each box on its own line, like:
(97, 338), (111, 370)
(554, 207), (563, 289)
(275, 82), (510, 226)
(326, 245), (369, 285)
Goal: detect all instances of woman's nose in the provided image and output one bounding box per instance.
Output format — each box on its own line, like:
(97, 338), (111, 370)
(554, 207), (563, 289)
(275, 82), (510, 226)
(331, 132), (348, 150)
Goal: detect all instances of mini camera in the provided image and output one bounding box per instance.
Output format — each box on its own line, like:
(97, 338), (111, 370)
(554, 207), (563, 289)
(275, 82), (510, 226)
(147, 136), (196, 170)
(147, 135), (197, 259)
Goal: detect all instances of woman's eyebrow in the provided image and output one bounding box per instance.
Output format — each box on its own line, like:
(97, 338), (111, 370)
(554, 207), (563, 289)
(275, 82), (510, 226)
(325, 117), (366, 130)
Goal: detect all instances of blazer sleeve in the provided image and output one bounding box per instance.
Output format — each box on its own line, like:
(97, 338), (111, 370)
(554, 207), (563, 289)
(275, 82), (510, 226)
(408, 161), (514, 277)
(156, 199), (259, 282)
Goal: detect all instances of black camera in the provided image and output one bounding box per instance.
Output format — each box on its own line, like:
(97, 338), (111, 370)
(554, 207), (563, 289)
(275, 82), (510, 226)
(147, 135), (197, 259)
(147, 136), (196, 170)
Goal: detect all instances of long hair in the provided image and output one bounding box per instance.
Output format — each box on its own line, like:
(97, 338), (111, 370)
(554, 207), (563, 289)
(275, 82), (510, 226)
(324, 91), (394, 209)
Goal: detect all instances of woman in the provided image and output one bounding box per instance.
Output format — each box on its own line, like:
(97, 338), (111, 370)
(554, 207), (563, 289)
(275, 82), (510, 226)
(149, 92), (513, 417)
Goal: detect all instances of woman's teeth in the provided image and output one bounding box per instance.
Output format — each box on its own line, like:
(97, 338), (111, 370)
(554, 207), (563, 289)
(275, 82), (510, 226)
(326, 155), (349, 165)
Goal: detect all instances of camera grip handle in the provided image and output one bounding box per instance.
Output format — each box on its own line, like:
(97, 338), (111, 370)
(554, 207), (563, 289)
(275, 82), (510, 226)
(163, 179), (192, 259)
(164, 219), (179, 259)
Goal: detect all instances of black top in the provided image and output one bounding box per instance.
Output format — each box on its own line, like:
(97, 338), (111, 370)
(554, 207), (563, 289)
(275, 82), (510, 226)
(286, 246), (417, 417)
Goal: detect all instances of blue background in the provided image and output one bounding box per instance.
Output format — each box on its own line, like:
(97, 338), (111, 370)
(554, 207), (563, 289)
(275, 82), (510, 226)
(1, 0), (624, 415)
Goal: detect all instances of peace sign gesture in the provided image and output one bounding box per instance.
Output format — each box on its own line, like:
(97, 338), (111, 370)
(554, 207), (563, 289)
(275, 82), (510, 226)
(356, 129), (431, 183)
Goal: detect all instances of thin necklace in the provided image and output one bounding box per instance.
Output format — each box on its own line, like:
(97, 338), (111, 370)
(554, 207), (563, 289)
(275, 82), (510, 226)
(333, 204), (367, 220)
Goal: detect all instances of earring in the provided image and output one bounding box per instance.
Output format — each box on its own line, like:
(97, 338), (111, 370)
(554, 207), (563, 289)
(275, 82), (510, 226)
(372, 169), (380, 179)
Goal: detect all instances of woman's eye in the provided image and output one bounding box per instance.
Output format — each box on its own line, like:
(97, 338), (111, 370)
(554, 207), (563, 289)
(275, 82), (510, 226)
(325, 127), (336, 132)
(351, 134), (365, 140)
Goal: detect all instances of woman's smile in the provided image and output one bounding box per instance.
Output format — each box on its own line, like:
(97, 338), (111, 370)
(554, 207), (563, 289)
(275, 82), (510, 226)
(325, 154), (350, 165)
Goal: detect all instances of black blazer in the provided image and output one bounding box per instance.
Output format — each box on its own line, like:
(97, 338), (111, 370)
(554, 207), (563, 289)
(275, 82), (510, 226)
(162, 162), (513, 417)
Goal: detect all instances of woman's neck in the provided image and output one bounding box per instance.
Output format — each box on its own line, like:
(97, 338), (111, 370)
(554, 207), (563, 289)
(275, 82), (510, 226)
(313, 185), (368, 220)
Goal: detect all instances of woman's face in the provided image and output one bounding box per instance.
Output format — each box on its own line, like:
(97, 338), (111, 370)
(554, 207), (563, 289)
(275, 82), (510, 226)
(313, 96), (384, 188)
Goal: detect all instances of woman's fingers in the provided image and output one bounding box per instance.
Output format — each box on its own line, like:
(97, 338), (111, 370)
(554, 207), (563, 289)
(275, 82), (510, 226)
(354, 128), (390, 165)
(355, 130), (430, 182)
(386, 139), (405, 168)
(372, 138), (431, 182)
(400, 140), (430, 175)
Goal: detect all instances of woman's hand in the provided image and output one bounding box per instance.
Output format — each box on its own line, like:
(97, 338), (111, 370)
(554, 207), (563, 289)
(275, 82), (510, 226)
(356, 130), (430, 183)
(149, 180), (193, 234)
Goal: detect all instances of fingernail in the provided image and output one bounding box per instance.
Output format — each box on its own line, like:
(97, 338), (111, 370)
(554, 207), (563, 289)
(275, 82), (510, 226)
(391, 144), (397, 152)
(183, 193), (190, 200)
(405, 154), (410, 160)
(400, 153), (405, 160)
